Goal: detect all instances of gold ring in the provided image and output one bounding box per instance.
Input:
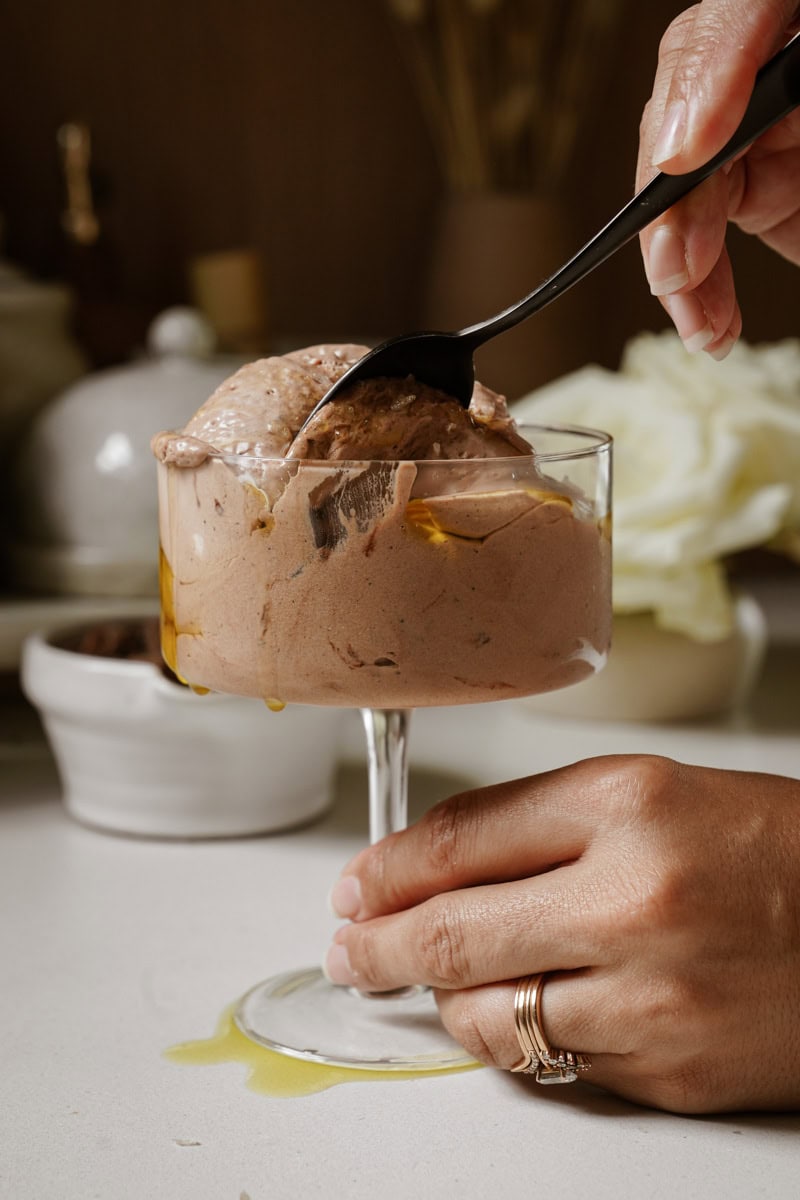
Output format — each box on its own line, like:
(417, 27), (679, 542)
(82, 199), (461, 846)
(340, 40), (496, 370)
(511, 973), (591, 1084)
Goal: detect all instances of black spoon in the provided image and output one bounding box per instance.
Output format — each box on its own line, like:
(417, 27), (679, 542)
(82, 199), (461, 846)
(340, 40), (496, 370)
(303, 30), (800, 419)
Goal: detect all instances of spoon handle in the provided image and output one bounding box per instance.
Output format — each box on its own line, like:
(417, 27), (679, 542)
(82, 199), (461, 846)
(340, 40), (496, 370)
(461, 29), (800, 349)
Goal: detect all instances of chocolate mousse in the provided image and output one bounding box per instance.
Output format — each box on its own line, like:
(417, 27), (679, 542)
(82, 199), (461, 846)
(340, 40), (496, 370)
(154, 345), (611, 708)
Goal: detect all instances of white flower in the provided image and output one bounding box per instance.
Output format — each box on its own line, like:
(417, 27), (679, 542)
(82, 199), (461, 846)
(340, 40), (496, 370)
(514, 332), (800, 641)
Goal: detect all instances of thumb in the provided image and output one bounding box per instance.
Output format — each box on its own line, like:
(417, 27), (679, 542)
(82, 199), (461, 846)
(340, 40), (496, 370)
(645, 0), (800, 173)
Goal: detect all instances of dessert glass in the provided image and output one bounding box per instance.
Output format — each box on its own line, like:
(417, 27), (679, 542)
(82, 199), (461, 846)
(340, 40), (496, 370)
(157, 423), (612, 1071)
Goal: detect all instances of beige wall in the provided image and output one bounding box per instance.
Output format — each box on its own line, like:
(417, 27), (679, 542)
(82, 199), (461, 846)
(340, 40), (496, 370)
(0, 1), (796, 394)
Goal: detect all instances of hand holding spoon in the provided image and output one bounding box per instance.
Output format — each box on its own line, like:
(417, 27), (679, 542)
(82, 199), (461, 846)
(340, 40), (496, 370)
(304, 31), (800, 417)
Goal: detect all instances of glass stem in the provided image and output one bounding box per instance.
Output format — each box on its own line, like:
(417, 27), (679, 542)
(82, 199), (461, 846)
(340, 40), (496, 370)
(359, 708), (418, 1000)
(360, 708), (411, 845)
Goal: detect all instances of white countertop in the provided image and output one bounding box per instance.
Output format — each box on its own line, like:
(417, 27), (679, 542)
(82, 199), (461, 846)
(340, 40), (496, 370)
(2, 640), (800, 1200)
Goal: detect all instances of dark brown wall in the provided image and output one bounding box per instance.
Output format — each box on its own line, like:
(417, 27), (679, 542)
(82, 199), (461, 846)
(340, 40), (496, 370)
(1, 1), (796, 390)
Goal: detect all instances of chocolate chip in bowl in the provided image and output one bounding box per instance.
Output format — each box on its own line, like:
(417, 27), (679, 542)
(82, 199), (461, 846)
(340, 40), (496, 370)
(21, 616), (343, 838)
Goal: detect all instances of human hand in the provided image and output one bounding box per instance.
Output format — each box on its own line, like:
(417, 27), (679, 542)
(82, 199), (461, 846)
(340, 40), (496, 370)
(324, 756), (800, 1113)
(638, 0), (800, 359)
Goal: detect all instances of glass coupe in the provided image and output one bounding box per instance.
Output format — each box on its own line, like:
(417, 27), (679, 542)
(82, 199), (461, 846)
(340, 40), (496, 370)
(157, 423), (612, 1071)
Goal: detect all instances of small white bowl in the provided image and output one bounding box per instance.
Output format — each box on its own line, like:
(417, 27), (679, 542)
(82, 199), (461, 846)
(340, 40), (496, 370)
(21, 620), (343, 838)
(522, 594), (767, 723)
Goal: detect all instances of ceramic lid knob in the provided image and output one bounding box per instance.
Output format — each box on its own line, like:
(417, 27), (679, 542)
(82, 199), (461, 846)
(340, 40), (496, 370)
(147, 307), (216, 360)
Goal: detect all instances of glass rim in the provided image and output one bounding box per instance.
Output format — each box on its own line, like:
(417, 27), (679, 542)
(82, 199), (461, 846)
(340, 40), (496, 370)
(207, 422), (612, 469)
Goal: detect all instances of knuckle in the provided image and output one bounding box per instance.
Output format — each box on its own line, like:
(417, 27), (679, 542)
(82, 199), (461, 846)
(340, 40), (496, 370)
(617, 972), (731, 1113)
(416, 901), (470, 987)
(603, 754), (680, 823)
(634, 972), (724, 1062)
(660, 5), (766, 99)
(634, 972), (699, 1037)
(597, 847), (688, 951)
(441, 994), (505, 1068)
(365, 833), (406, 912)
(418, 791), (478, 882)
(347, 926), (383, 990)
(638, 98), (656, 142)
(583, 757), (685, 951)
(657, 7), (700, 69)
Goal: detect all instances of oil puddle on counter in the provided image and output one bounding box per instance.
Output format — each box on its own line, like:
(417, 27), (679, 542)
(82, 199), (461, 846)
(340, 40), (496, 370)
(165, 762), (484, 1097)
(165, 1005), (481, 1098)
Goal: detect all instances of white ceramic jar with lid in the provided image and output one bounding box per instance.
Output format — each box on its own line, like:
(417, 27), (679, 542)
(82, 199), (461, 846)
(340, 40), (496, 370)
(7, 308), (238, 597)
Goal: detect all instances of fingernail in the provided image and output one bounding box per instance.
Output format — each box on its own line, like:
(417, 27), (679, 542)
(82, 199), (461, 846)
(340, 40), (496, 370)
(664, 293), (714, 353)
(323, 942), (356, 987)
(328, 875), (362, 920)
(653, 99), (687, 164)
(706, 331), (737, 361)
(646, 226), (688, 295)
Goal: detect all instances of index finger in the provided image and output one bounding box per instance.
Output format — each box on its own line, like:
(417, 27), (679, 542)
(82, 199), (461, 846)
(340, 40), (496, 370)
(328, 756), (636, 923)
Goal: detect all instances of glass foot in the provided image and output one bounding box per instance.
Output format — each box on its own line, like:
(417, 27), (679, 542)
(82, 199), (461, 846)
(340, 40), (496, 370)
(235, 967), (477, 1071)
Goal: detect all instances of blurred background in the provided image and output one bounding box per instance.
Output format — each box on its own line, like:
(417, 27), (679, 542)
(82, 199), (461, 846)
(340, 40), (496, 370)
(0, 0), (797, 648)
(2, 0), (798, 375)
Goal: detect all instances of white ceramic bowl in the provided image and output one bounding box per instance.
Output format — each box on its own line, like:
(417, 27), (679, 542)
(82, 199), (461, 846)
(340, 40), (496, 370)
(522, 594), (767, 723)
(21, 620), (343, 838)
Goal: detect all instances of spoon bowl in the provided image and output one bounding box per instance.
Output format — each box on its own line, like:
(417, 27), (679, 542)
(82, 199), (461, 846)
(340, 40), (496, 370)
(315, 330), (477, 407)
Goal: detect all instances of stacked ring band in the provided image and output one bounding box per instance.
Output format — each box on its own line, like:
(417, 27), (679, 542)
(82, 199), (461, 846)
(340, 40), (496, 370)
(511, 973), (592, 1085)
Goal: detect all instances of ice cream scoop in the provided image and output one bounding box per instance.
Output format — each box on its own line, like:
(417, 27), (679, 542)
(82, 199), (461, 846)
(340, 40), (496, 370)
(303, 30), (800, 414)
(154, 343), (529, 464)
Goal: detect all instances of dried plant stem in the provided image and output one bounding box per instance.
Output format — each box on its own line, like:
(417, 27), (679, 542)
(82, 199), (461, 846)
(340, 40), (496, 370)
(439, 0), (490, 188)
(386, 0), (629, 193)
(545, 0), (621, 183)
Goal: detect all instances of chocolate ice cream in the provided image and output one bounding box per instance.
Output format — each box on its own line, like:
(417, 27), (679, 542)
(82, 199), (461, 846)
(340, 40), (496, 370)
(154, 343), (531, 464)
(154, 345), (611, 708)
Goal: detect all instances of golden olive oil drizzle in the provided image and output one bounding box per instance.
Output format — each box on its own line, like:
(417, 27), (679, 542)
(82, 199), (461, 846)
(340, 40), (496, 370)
(165, 1004), (481, 1098)
(158, 545), (180, 677)
(159, 544), (208, 691)
(405, 488), (573, 546)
